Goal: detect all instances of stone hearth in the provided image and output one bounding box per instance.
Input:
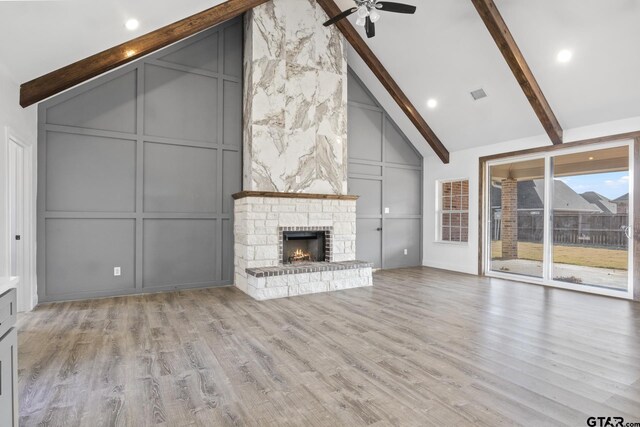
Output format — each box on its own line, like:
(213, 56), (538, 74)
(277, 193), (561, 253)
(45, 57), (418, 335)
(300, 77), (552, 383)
(233, 192), (373, 300)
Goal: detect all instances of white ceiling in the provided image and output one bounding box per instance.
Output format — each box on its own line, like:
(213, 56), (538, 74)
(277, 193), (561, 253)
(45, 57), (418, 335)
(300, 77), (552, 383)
(336, 0), (640, 153)
(0, 0), (226, 81)
(495, 0), (640, 130)
(1, 0), (639, 155)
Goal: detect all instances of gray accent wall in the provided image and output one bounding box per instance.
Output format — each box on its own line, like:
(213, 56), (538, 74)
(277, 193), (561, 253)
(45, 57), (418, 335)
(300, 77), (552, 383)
(37, 19), (243, 302)
(347, 70), (423, 269)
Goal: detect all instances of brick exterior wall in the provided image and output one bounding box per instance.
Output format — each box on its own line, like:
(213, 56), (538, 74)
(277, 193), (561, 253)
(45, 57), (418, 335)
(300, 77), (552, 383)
(501, 178), (518, 260)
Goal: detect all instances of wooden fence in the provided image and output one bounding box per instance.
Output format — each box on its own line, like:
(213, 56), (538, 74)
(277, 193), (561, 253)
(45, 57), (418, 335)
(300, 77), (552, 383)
(492, 210), (629, 249)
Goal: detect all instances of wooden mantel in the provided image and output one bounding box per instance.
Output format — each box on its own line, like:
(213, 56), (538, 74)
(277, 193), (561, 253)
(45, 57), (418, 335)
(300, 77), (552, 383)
(232, 191), (359, 201)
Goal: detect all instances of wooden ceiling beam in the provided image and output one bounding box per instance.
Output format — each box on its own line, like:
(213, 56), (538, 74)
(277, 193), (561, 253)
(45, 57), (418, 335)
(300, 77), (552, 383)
(470, 0), (563, 145)
(19, 0), (268, 108)
(21, 0), (450, 162)
(316, 0), (450, 163)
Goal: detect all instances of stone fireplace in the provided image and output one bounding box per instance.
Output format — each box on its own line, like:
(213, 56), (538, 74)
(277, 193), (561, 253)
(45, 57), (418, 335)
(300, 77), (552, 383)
(233, 192), (373, 300)
(233, 0), (372, 300)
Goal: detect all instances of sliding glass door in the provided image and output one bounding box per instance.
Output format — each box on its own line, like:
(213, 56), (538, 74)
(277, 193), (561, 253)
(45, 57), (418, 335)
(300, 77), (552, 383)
(550, 146), (630, 291)
(485, 141), (634, 298)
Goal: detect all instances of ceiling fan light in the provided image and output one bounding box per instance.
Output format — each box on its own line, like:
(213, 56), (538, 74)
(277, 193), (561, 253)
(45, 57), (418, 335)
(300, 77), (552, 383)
(355, 16), (367, 26)
(369, 9), (381, 23)
(357, 5), (369, 18)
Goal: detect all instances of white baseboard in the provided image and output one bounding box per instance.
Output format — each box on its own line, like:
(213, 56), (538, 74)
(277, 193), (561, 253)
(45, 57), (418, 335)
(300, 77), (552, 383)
(422, 261), (478, 276)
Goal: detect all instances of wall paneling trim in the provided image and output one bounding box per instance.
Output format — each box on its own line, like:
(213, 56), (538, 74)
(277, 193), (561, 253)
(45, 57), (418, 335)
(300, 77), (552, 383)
(347, 69), (423, 269)
(37, 20), (243, 302)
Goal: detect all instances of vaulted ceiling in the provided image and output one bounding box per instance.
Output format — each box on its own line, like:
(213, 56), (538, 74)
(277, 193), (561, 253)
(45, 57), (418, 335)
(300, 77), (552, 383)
(337, 0), (640, 152)
(1, 0), (639, 155)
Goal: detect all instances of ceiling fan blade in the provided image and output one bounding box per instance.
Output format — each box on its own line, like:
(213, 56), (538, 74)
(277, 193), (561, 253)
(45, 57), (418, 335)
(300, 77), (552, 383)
(323, 8), (357, 26)
(376, 2), (417, 14)
(365, 16), (375, 38)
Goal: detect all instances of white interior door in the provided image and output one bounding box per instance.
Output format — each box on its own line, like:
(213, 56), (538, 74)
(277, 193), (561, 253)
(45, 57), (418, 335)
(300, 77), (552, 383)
(8, 139), (25, 309)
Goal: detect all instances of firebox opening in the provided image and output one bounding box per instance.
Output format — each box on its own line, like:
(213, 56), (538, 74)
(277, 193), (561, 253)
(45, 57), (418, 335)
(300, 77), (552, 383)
(282, 231), (326, 264)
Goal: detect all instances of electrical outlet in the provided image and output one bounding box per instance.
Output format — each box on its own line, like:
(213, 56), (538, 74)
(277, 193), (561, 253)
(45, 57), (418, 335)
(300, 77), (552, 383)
(404, 249), (408, 255)
(114, 267), (121, 277)
(295, 176), (301, 184)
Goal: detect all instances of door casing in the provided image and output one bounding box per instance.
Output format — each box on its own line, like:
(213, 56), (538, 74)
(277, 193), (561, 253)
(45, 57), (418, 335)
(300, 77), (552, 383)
(3, 126), (36, 311)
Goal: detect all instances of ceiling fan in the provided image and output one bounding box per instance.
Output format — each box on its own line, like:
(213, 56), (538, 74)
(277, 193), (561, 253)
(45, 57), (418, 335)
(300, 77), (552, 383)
(323, 0), (417, 39)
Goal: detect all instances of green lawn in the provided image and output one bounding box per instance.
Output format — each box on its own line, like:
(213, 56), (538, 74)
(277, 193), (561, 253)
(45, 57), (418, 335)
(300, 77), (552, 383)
(491, 241), (627, 270)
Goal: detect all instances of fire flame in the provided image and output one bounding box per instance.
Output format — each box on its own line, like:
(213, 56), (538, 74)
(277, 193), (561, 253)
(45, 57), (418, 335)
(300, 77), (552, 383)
(289, 248), (312, 262)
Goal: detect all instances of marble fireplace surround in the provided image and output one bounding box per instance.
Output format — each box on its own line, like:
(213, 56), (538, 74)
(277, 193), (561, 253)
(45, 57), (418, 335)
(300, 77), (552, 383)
(233, 191), (373, 300)
(243, 0), (348, 195)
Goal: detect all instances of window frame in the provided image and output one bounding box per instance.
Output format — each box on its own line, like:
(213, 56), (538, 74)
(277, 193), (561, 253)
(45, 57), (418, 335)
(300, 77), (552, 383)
(436, 178), (470, 245)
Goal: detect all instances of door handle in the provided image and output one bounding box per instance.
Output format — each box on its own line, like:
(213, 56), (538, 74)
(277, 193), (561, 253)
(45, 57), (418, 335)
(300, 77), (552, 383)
(622, 225), (632, 239)
(15, 235), (20, 241)
(376, 227), (382, 231)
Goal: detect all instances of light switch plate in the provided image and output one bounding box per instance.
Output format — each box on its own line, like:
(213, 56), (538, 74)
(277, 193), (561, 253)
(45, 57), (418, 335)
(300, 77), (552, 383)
(114, 267), (121, 277)
(384, 207), (390, 214)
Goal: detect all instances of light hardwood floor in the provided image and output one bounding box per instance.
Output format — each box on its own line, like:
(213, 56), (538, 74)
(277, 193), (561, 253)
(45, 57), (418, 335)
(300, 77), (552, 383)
(17, 267), (640, 426)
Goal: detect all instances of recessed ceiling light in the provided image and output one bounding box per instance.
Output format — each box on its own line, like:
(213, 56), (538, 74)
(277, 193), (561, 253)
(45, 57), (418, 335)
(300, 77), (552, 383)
(557, 49), (572, 63)
(427, 99), (438, 109)
(125, 19), (140, 31)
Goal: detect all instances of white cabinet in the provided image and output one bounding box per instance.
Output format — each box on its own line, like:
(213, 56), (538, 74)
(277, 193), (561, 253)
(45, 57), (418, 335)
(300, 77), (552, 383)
(0, 289), (17, 427)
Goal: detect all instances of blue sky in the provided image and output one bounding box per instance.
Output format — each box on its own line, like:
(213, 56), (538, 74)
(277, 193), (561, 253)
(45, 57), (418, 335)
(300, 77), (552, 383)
(557, 171), (629, 200)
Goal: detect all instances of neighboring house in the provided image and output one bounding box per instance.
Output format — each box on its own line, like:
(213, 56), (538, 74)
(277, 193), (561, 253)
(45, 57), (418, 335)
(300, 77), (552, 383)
(490, 180), (625, 246)
(613, 193), (629, 214)
(491, 179), (603, 214)
(581, 191), (618, 214)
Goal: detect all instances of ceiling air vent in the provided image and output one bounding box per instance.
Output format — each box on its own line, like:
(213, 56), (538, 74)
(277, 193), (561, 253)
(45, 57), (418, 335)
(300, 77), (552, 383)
(470, 89), (487, 100)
